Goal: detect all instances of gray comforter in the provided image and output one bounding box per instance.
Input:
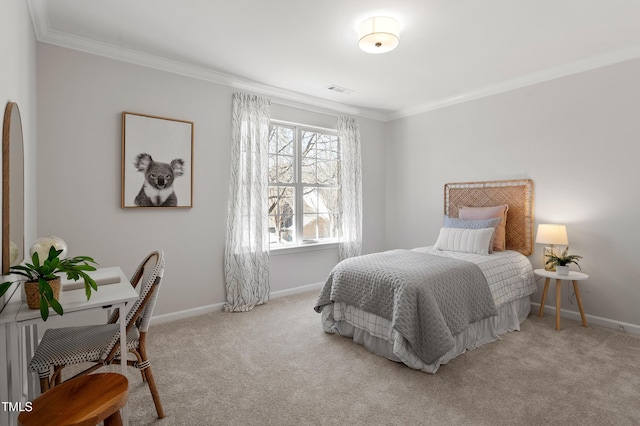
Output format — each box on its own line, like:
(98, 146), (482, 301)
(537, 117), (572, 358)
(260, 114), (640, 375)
(314, 249), (497, 364)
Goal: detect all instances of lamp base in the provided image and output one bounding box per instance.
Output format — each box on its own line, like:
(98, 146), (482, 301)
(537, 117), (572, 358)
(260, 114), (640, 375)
(543, 245), (557, 271)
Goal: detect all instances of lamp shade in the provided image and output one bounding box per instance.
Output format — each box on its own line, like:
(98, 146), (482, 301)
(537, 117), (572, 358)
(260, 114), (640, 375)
(535, 224), (568, 245)
(358, 16), (400, 54)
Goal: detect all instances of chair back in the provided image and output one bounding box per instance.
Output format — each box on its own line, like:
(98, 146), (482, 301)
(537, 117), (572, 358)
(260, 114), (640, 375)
(103, 250), (164, 360)
(126, 250), (165, 333)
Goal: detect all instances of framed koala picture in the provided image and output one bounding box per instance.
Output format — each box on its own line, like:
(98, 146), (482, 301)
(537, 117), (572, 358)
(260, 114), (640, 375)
(121, 111), (194, 208)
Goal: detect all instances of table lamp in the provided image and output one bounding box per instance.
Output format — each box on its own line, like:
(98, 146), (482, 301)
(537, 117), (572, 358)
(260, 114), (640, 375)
(535, 224), (568, 271)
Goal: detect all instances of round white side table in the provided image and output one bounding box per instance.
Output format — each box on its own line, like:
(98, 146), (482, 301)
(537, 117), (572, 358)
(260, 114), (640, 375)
(534, 269), (589, 331)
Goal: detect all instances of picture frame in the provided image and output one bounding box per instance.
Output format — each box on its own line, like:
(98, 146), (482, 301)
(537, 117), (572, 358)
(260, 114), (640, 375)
(121, 111), (194, 208)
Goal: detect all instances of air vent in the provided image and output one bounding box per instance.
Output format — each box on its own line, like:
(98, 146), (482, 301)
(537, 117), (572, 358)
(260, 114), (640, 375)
(327, 85), (354, 95)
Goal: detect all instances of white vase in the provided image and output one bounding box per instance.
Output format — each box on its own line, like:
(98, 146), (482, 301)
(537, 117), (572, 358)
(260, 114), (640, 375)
(29, 235), (68, 260)
(556, 265), (570, 276)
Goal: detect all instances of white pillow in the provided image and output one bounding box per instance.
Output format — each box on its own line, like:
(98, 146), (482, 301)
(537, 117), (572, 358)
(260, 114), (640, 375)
(434, 227), (494, 255)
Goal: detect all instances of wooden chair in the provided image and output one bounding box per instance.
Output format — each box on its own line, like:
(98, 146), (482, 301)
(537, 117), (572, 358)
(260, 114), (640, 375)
(18, 372), (128, 426)
(28, 250), (166, 419)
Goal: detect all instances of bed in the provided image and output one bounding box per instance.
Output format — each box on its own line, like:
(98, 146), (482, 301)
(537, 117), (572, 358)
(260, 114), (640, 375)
(314, 179), (536, 373)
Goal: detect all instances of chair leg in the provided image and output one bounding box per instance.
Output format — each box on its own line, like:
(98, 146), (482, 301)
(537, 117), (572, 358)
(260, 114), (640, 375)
(53, 366), (64, 386)
(143, 364), (165, 419)
(38, 365), (62, 393)
(130, 348), (146, 382)
(138, 334), (165, 419)
(39, 376), (50, 393)
(104, 410), (123, 426)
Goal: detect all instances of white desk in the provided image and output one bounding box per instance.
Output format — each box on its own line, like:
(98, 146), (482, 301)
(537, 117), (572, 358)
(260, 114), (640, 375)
(0, 267), (138, 426)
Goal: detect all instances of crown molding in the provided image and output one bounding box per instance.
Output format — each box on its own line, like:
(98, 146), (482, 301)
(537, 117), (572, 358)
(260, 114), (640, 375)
(28, 0), (640, 123)
(390, 45), (640, 121)
(26, 0), (389, 122)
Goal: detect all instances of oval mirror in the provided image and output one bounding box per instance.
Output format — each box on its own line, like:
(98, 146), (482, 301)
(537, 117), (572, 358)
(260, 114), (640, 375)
(2, 102), (25, 274)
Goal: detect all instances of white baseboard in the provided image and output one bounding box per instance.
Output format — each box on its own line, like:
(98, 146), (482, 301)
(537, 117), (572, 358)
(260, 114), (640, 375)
(269, 281), (324, 299)
(531, 302), (640, 335)
(151, 301), (226, 325)
(151, 282), (324, 326)
(153, 287), (640, 336)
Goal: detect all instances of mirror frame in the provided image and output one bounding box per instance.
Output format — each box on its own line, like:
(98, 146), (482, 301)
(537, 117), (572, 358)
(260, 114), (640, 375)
(2, 101), (25, 275)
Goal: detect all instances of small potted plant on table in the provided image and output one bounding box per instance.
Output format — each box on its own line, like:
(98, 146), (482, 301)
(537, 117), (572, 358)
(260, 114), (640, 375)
(0, 246), (98, 320)
(545, 247), (582, 276)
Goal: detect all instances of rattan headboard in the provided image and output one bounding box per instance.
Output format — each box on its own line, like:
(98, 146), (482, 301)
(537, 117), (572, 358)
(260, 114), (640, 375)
(444, 179), (534, 255)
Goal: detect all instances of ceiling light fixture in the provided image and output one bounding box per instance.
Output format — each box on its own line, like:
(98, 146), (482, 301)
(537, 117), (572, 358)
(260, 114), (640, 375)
(358, 16), (400, 54)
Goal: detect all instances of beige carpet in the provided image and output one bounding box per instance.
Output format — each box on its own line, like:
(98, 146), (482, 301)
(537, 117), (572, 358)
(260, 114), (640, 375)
(119, 290), (640, 425)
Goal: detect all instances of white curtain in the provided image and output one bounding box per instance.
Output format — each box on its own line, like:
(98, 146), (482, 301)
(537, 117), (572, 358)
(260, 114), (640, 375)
(337, 115), (363, 260)
(224, 92), (271, 312)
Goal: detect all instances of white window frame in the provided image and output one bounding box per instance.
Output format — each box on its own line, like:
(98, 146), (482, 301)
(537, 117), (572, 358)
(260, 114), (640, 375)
(268, 120), (341, 251)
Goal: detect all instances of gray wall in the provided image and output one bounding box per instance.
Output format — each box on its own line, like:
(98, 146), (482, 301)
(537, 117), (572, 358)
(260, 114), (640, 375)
(35, 44), (387, 318)
(0, 0), (38, 276)
(386, 58), (640, 329)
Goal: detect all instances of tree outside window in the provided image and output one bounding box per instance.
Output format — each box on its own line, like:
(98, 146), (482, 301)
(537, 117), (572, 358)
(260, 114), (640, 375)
(268, 123), (341, 246)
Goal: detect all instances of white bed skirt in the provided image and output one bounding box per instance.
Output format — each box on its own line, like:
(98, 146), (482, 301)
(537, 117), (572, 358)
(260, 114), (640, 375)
(321, 296), (532, 374)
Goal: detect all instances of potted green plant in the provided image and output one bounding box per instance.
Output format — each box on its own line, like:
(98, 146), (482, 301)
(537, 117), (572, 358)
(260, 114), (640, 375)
(0, 246), (98, 320)
(545, 247), (582, 276)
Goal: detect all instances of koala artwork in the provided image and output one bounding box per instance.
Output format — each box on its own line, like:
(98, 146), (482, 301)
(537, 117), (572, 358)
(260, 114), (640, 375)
(133, 153), (185, 207)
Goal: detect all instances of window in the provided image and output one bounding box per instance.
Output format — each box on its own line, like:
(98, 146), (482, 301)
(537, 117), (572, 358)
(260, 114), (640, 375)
(268, 121), (341, 246)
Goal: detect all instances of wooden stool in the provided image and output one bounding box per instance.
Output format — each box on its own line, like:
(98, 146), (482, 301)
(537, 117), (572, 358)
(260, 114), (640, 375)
(18, 373), (128, 426)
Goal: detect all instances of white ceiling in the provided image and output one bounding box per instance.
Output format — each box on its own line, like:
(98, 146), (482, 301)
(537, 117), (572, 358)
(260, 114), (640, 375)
(28, 0), (640, 121)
